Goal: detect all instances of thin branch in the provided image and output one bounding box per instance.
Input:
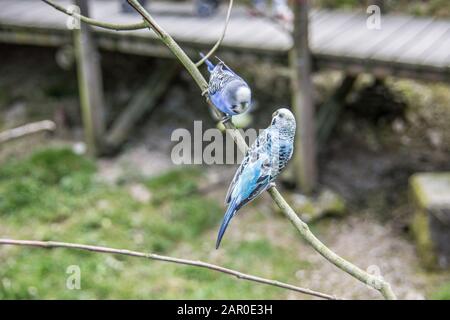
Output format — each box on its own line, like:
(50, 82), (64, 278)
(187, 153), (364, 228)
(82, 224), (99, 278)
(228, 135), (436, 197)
(195, 0), (234, 67)
(43, 0), (397, 300)
(0, 120), (55, 144)
(0, 239), (338, 300)
(267, 187), (397, 300)
(126, 0), (165, 38)
(42, 0), (146, 31)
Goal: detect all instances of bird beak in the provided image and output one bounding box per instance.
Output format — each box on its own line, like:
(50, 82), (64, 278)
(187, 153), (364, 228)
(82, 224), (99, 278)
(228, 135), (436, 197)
(272, 111), (278, 118)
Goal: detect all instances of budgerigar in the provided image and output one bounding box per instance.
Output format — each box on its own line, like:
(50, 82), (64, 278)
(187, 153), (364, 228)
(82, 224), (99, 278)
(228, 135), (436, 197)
(201, 54), (252, 121)
(216, 108), (296, 248)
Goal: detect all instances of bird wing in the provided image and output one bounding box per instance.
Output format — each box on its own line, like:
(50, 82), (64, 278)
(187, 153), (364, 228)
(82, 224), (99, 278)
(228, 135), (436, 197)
(225, 128), (272, 205)
(277, 142), (294, 175)
(208, 63), (241, 96)
(215, 57), (240, 77)
(209, 91), (229, 114)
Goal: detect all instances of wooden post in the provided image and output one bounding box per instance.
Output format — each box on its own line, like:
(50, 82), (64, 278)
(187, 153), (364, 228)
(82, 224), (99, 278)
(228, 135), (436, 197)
(73, 0), (106, 156)
(317, 74), (357, 146)
(105, 62), (179, 151)
(290, 0), (317, 194)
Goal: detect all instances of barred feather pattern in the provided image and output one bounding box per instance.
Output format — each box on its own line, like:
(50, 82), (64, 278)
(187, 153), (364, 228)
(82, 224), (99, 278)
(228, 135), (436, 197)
(208, 63), (244, 96)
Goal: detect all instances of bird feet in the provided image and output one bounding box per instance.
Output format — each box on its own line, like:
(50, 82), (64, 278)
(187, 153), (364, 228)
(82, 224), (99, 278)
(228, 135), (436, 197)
(268, 182), (277, 189)
(201, 88), (209, 97)
(221, 116), (232, 125)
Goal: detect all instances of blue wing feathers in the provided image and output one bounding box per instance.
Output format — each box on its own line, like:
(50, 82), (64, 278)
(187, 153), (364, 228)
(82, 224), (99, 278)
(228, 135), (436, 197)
(216, 198), (238, 249)
(199, 52), (215, 73)
(217, 109), (296, 248)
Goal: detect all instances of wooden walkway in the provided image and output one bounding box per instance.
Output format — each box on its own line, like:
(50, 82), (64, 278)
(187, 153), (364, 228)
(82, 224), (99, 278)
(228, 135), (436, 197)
(0, 0), (449, 82)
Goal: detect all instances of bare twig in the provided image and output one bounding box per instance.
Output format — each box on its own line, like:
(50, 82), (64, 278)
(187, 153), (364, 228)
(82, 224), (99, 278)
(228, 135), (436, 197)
(0, 120), (56, 144)
(42, 0), (146, 31)
(0, 239), (337, 300)
(43, 0), (397, 300)
(195, 0), (234, 67)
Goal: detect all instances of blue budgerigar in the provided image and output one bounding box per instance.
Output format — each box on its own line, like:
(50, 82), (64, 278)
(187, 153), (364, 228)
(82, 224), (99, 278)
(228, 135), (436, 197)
(201, 54), (252, 121)
(216, 108), (296, 248)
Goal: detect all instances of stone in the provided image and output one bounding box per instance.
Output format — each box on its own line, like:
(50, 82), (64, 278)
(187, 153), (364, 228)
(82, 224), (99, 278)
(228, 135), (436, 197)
(287, 188), (346, 223)
(128, 183), (152, 203)
(410, 172), (450, 270)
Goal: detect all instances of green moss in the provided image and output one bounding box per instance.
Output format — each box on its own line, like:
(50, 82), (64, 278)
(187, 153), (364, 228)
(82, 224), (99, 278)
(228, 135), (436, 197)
(409, 173), (450, 269)
(431, 282), (450, 300)
(0, 148), (95, 185)
(411, 204), (439, 270)
(146, 167), (201, 204)
(0, 148), (96, 219)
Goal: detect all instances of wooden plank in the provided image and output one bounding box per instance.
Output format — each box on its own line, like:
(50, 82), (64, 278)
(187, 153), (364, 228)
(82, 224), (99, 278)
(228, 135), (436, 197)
(173, 15), (225, 42)
(421, 30), (450, 67)
(311, 11), (360, 49)
(0, 0), (45, 22)
(369, 17), (435, 61)
(236, 19), (290, 50)
(0, 0), (71, 29)
(158, 15), (225, 43)
(8, 3), (59, 26)
(323, 15), (416, 57)
(222, 17), (286, 49)
(312, 9), (330, 24)
(393, 21), (450, 64)
(0, 1), (37, 19)
(315, 15), (369, 55)
(90, 0), (122, 20)
(0, 1), (449, 81)
(344, 16), (418, 58)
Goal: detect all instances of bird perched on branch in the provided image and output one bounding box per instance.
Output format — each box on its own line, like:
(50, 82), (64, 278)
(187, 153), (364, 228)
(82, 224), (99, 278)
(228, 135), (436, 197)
(216, 108), (296, 248)
(200, 53), (252, 122)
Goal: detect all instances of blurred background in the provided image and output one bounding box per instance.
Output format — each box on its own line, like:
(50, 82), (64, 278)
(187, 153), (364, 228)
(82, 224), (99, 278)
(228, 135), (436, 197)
(0, 0), (449, 299)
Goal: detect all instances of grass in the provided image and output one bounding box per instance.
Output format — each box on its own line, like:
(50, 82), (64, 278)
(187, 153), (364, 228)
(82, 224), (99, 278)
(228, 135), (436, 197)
(431, 282), (450, 300)
(0, 147), (308, 299)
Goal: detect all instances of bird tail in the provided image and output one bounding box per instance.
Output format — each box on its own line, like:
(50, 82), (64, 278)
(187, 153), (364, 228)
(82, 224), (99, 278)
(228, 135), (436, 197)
(216, 199), (238, 249)
(199, 52), (215, 72)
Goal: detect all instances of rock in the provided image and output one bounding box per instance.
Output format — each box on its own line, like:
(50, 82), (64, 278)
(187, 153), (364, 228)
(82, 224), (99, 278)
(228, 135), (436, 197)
(410, 173), (450, 270)
(286, 188), (346, 223)
(128, 183), (152, 203)
(426, 129), (443, 149)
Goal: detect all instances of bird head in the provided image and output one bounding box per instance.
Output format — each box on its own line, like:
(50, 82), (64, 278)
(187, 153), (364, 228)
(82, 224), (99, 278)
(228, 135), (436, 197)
(271, 108), (296, 136)
(227, 82), (251, 114)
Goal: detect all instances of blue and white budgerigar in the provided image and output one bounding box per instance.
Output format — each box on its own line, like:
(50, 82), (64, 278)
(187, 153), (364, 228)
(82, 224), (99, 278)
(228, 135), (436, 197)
(201, 54), (252, 121)
(216, 108), (296, 248)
